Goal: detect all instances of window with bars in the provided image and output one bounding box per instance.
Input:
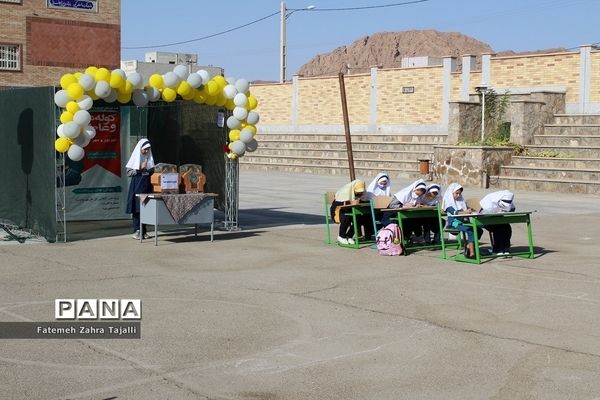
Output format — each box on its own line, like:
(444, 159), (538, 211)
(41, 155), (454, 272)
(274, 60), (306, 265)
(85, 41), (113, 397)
(0, 44), (20, 71)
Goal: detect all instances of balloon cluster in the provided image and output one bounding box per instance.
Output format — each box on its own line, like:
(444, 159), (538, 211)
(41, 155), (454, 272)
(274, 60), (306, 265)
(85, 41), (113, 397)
(54, 65), (260, 161)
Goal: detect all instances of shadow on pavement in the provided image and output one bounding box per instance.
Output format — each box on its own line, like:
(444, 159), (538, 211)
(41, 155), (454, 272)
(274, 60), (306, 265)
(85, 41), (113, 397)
(238, 207), (323, 229)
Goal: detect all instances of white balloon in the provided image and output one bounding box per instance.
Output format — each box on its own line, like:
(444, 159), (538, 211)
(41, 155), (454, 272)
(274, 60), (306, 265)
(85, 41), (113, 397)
(246, 138), (258, 152)
(197, 69), (211, 84)
(63, 121), (80, 139)
(226, 116), (241, 129)
(73, 110), (92, 127)
(223, 84), (237, 99)
(112, 68), (127, 80)
(233, 93), (248, 107)
(173, 64), (189, 81)
(163, 71), (179, 88)
(73, 132), (91, 147)
(67, 144), (85, 162)
(127, 72), (144, 89)
(77, 95), (93, 111)
(234, 78), (250, 94)
(57, 124), (65, 138)
(187, 73), (203, 88)
(145, 87), (161, 102)
(230, 140), (246, 156)
(84, 125), (96, 140)
(132, 89), (149, 107)
(246, 111), (260, 125)
(54, 90), (70, 108)
(239, 128), (254, 143)
(95, 80), (111, 98)
(233, 106), (248, 121)
(78, 73), (95, 91)
(226, 76), (236, 85)
(104, 89), (118, 103)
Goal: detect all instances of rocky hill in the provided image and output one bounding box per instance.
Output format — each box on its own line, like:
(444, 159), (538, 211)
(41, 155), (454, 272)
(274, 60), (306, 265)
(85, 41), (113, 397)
(297, 29), (565, 77)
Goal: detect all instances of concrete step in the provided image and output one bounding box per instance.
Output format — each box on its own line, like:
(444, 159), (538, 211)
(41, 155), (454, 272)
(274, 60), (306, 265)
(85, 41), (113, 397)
(242, 153), (422, 170)
(534, 135), (600, 146)
(240, 162), (424, 180)
(511, 156), (600, 169)
(252, 148), (433, 159)
(543, 124), (600, 136)
(552, 114), (600, 124)
(489, 175), (600, 194)
(258, 140), (438, 152)
(522, 145), (600, 158)
(500, 165), (600, 181)
(256, 133), (448, 143)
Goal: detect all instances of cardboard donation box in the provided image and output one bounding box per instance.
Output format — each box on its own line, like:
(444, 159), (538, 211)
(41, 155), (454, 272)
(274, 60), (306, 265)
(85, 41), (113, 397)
(151, 163), (179, 193)
(179, 164), (206, 193)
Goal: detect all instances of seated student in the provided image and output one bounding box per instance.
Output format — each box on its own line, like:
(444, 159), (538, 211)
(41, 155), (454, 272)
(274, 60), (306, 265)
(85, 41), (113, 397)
(366, 172), (392, 199)
(330, 180), (372, 245)
(418, 183), (442, 244)
(479, 190), (516, 255)
(387, 179), (427, 243)
(441, 183), (482, 259)
(367, 172), (392, 226)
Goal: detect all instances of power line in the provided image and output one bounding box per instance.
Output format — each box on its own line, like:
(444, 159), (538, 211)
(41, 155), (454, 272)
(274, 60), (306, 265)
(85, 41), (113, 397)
(122, 11), (279, 50)
(122, 1), (430, 50)
(290, 0), (429, 12)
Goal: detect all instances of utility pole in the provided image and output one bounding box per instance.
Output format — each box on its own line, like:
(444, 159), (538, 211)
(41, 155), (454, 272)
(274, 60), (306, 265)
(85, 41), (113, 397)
(279, 1), (287, 83)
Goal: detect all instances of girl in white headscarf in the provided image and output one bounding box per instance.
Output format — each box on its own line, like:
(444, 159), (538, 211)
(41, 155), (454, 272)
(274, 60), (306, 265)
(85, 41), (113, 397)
(419, 183), (442, 243)
(479, 190), (516, 254)
(442, 183), (481, 258)
(366, 172), (391, 199)
(126, 139), (155, 240)
(386, 179), (428, 243)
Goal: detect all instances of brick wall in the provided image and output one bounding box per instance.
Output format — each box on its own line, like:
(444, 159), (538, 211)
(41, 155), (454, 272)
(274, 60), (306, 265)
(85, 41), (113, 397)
(250, 83), (292, 125)
(377, 67), (443, 125)
(591, 51), (600, 103)
(491, 52), (579, 103)
(451, 73), (461, 101)
(0, 0), (120, 87)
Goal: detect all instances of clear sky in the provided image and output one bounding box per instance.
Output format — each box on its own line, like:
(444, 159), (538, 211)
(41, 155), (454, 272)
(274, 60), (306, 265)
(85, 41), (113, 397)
(121, 0), (599, 82)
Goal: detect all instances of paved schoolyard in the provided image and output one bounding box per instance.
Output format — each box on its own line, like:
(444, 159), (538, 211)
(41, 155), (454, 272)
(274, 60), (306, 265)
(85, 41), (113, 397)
(1, 170), (600, 399)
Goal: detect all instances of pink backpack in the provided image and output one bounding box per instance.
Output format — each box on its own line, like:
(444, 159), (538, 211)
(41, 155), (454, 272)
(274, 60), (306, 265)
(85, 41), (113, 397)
(376, 223), (403, 256)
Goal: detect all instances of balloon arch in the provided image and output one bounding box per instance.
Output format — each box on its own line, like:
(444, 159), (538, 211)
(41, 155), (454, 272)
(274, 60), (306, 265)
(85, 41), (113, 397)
(53, 65), (260, 162)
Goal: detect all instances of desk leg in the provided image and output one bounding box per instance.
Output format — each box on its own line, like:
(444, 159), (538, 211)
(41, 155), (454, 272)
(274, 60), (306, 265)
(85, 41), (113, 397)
(139, 215), (143, 244)
(526, 217), (534, 259)
(396, 212), (408, 256)
(154, 203), (158, 246)
(210, 222), (214, 242)
(351, 210), (359, 249)
(195, 224), (198, 239)
(473, 225), (481, 263)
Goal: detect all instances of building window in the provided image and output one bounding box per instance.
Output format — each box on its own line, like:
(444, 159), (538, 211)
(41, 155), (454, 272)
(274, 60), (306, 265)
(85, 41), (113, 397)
(0, 44), (20, 71)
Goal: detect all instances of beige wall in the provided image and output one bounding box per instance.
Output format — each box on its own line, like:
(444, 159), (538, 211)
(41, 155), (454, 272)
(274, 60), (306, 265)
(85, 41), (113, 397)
(377, 67), (443, 125)
(491, 52), (580, 103)
(252, 48), (597, 130)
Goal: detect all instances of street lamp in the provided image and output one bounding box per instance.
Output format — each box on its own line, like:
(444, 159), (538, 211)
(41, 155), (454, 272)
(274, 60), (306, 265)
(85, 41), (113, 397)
(280, 2), (315, 83)
(475, 83), (489, 142)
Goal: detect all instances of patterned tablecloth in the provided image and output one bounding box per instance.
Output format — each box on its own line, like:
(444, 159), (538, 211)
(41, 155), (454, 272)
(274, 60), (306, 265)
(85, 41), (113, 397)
(141, 193), (217, 223)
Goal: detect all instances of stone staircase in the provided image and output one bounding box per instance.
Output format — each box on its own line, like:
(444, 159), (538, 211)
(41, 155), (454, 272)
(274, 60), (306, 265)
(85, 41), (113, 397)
(240, 133), (446, 179)
(492, 114), (600, 194)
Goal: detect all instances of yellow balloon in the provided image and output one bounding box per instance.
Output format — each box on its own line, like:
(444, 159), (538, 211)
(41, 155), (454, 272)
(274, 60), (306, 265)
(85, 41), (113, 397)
(85, 66), (99, 76)
(95, 68), (111, 82)
(67, 82), (84, 100)
(149, 74), (164, 89)
(245, 124), (257, 134)
(213, 75), (226, 89)
(228, 129), (240, 141)
(206, 80), (219, 96)
(247, 95), (258, 110)
(230, 153), (238, 160)
(55, 137), (71, 153)
(74, 72), (83, 79)
(181, 88), (195, 101)
(60, 111), (74, 123)
(60, 74), (77, 90)
(205, 94), (217, 105)
(193, 91), (205, 104)
(87, 90), (99, 100)
(225, 99), (235, 110)
(176, 81), (192, 97)
(117, 91), (131, 104)
(122, 80), (133, 94)
(215, 93), (226, 107)
(161, 87), (177, 102)
(109, 72), (124, 89)
(66, 101), (79, 114)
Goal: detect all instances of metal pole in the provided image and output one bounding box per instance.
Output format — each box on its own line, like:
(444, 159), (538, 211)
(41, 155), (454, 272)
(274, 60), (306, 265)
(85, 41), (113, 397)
(279, 1), (286, 83)
(338, 72), (356, 181)
(481, 90), (486, 142)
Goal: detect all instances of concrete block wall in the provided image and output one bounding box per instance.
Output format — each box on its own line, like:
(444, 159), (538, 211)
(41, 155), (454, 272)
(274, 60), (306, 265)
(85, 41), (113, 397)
(0, 0), (120, 87)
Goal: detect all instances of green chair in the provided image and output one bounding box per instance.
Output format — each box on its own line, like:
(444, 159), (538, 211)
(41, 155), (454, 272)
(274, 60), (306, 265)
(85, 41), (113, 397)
(324, 192), (374, 249)
(437, 203), (464, 259)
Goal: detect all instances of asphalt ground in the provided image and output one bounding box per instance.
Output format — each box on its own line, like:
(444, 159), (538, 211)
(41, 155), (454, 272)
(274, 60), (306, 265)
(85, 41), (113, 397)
(1, 170), (600, 399)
